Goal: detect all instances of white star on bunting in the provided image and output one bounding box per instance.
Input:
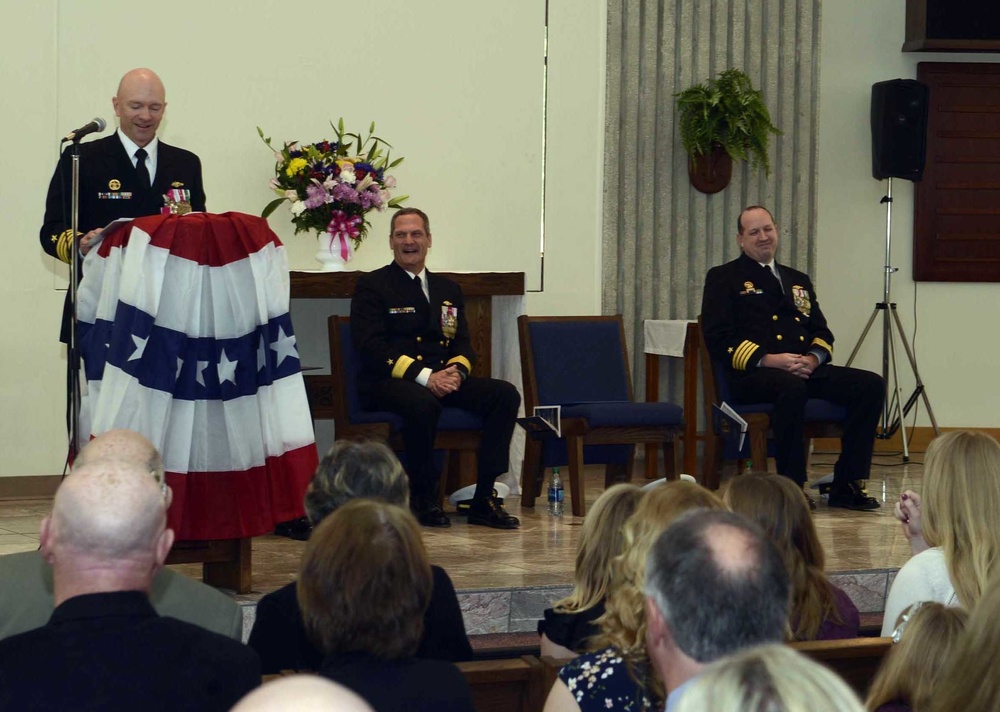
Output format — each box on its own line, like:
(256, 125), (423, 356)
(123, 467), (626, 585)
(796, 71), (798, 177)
(271, 326), (298, 367)
(217, 350), (238, 385)
(128, 334), (148, 362)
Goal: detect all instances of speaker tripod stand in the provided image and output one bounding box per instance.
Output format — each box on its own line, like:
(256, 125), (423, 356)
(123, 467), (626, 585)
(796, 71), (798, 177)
(844, 177), (940, 461)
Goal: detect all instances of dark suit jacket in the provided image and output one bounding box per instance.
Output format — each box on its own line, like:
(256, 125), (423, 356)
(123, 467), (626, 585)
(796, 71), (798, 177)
(321, 651), (475, 712)
(701, 252), (835, 377)
(351, 262), (476, 389)
(0, 591), (259, 712)
(39, 132), (206, 340)
(248, 564), (472, 674)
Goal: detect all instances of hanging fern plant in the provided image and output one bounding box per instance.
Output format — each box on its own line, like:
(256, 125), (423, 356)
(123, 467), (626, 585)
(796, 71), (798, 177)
(675, 68), (781, 176)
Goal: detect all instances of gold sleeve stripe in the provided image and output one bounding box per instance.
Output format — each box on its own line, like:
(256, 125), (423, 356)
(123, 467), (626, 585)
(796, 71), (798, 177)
(55, 229), (77, 264)
(447, 355), (472, 373)
(391, 355), (415, 379)
(811, 338), (833, 355)
(732, 340), (759, 371)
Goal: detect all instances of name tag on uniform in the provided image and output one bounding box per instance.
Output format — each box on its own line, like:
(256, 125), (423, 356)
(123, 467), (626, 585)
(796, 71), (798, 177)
(388, 307), (416, 315)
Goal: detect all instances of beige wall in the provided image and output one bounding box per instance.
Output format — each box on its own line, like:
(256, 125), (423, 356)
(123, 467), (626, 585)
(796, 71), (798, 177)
(816, 1), (999, 429)
(4, 0), (994, 477)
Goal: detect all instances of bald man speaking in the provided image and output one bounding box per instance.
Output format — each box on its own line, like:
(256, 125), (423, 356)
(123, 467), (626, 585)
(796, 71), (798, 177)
(40, 67), (206, 342)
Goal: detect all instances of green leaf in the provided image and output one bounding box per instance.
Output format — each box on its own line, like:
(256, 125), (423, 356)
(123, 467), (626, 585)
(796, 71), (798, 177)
(389, 157), (405, 168)
(387, 195), (408, 208)
(261, 197), (287, 219)
(369, 120), (376, 134)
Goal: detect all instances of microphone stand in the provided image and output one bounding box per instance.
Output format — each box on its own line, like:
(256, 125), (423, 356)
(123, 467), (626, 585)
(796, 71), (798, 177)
(67, 140), (83, 460)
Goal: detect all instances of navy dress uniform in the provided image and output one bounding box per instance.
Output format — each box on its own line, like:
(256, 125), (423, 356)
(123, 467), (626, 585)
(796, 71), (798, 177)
(40, 133), (206, 341)
(702, 252), (884, 494)
(351, 262), (520, 527)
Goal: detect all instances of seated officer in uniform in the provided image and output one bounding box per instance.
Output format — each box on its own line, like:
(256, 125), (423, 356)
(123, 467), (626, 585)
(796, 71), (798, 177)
(701, 205), (883, 511)
(350, 207), (521, 529)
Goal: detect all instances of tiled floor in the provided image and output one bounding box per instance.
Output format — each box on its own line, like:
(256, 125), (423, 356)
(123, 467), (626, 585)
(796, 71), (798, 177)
(0, 451), (922, 595)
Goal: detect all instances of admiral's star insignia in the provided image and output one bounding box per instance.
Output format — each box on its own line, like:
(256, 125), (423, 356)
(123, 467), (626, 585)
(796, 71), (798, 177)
(728, 347), (734, 353)
(387, 359), (394, 365)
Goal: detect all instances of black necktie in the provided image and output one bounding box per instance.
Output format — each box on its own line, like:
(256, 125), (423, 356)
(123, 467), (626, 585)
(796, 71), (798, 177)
(765, 264), (783, 293)
(415, 275), (428, 301)
(135, 148), (150, 190)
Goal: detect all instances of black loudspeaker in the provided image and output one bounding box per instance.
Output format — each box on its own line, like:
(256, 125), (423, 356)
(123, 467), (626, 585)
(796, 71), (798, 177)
(871, 79), (930, 182)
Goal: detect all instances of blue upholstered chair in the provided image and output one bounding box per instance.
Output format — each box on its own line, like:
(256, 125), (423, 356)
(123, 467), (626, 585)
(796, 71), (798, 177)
(517, 315), (684, 516)
(696, 316), (846, 490)
(327, 315), (484, 500)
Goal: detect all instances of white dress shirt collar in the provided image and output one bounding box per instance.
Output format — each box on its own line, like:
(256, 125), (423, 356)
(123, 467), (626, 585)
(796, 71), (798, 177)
(117, 129), (159, 181)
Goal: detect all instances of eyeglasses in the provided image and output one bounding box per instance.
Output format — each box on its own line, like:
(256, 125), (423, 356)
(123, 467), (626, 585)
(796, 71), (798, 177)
(891, 601), (925, 644)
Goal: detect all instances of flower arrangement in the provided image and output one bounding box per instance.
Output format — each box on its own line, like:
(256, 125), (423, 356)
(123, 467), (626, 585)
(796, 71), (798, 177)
(258, 119), (406, 262)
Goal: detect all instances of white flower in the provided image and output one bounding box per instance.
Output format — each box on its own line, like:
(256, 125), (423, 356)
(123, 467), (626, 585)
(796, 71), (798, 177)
(290, 201), (306, 216)
(284, 190), (298, 200)
(340, 168), (357, 185)
(605, 700), (613, 709)
(384, 175), (397, 189)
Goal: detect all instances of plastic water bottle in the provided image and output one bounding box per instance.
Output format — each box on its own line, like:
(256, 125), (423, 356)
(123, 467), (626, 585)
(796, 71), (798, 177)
(547, 468), (565, 516)
(743, 460), (754, 476)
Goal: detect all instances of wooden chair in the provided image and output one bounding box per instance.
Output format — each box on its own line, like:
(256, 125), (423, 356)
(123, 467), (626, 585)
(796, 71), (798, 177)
(518, 315), (683, 517)
(789, 636), (892, 697)
(457, 656), (545, 712)
(327, 315), (483, 500)
(697, 315), (846, 490)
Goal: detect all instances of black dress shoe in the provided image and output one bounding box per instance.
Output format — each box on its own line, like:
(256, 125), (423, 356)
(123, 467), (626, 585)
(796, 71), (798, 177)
(274, 516), (313, 541)
(828, 481), (880, 511)
(468, 496), (520, 529)
(414, 504), (451, 528)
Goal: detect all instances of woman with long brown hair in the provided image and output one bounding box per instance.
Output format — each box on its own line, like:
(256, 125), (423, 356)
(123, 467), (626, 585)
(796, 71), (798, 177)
(724, 472), (859, 640)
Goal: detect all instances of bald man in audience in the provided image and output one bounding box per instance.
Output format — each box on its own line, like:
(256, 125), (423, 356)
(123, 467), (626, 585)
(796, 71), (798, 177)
(232, 675), (375, 712)
(0, 459), (259, 711)
(0, 429), (243, 641)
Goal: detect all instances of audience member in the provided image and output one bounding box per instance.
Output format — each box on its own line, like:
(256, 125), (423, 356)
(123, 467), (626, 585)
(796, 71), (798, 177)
(676, 643), (865, 712)
(883, 430), (1000, 635)
(929, 578), (1000, 712)
(300, 499), (474, 712)
(538, 483), (643, 658)
(0, 460), (259, 711)
(544, 481), (725, 712)
(231, 675), (374, 712)
(248, 441), (471, 673)
(724, 472), (859, 640)
(866, 602), (968, 712)
(643, 509), (790, 711)
(0, 429), (242, 641)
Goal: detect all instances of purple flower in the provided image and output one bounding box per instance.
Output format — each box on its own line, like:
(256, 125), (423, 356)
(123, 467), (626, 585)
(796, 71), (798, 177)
(304, 183), (328, 209)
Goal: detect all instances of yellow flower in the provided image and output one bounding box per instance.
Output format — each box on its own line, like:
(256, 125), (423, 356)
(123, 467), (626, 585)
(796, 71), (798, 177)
(336, 159), (357, 171)
(286, 157), (308, 177)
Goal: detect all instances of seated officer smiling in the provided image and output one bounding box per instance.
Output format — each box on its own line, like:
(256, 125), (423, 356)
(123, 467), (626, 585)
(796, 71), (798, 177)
(349, 207), (521, 529)
(700, 205), (884, 511)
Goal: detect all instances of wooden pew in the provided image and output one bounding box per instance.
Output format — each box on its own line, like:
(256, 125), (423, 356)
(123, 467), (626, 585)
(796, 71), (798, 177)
(540, 637), (892, 703)
(264, 657), (546, 712)
(789, 636), (892, 696)
(457, 656), (545, 712)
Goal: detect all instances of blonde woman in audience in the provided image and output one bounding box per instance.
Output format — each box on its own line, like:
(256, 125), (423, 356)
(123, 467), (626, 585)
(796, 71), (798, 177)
(675, 643), (866, 712)
(883, 430), (1000, 635)
(539, 483), (643, 658)
(929, 579), (1000, 712)
(299, 499), (474, 712)
(865, 602), (968, 712)
(725, 472), (859, 640)
(543, 480), (725, 712)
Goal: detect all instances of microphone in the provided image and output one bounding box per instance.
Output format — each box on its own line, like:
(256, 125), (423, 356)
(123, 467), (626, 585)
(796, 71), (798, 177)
(62, 117), (107, 143)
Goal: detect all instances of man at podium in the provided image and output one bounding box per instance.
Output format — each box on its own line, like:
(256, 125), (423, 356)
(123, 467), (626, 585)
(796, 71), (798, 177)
(40, 67), (206, 343)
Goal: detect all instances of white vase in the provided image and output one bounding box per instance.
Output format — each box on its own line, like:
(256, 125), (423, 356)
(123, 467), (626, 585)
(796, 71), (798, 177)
(315, 232), (352, 271)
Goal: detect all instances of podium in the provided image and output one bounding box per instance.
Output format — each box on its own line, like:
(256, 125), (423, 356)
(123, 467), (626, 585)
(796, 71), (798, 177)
(76, 212), (319, 591)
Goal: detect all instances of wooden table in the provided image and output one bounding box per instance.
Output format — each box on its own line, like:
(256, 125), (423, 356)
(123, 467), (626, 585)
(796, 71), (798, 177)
(643, 321), (701, 477)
